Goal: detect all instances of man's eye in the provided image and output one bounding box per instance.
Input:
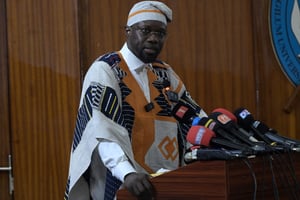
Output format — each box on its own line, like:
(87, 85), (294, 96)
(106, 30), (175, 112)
(158, 31), (167, 37)
(140, 28), (151, 34)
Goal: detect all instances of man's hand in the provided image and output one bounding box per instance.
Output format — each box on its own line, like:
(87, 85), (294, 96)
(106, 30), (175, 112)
(123, 172), (154, 199)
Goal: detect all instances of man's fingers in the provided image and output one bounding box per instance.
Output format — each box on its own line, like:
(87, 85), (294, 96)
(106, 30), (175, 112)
(124, 172), (154, 197)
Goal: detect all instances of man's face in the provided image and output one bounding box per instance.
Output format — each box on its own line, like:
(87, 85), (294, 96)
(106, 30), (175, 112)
(126, 20), (167, 63)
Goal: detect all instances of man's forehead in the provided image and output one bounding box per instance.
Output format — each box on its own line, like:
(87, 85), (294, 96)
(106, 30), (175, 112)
(132, 20), (167, 29)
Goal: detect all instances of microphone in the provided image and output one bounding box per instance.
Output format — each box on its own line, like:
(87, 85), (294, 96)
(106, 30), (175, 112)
(213, 108), (259, 142)
(234, 108), (275, 145)
(187, 125), (255, 153)
(251, 117), (300, 147)
(209, 112), (258, 147)
(184, 146), (247, 162)
(234, 108), (300, 152)
(196, 117), (243, 144)
(171, 101), (196, 124)
(251, 120), (300, 147)
(187, 125), (216, 147)
(169, 88), (207, 125)
(212, 108), (238, 123)
(263, 132), (300, 152)
(171, 96), (207, 124)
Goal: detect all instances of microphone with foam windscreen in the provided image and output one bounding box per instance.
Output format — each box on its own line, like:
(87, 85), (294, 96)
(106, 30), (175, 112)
(213, 108), (259, 143)
(233, 108), (276, 145)
(196, 117), (243, 144)
(185, 126), (250, 162)
(209, 112), (258, 147)
(171, 101), (196, 124)
(187, 125), (254, 153)
(234, 107), (300, 152)
(169, 89), (207, 125)
(212, 108), (238, 123)
(252, 120), (300, 147)
(187, 125), (216, 147)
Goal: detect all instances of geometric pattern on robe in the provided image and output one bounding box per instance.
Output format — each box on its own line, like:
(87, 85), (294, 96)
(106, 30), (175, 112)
(64, 51), (205, 200)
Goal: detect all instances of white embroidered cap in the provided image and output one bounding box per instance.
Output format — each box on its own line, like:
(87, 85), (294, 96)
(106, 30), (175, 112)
(127, 1), (172, 26)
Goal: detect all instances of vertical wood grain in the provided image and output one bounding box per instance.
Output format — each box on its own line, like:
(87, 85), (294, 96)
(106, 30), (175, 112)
(252, 0), (300, 138)
(164, 0), (256, 113)
(6, 0), (80, 199)
(78, 0), (133, 75)
(0, 0), (11, 199)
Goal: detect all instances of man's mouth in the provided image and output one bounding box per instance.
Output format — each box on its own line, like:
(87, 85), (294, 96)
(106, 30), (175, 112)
(144, 47), (157, 55)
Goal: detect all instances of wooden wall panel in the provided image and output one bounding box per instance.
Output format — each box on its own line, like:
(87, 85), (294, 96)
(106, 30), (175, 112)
(6, 0), (80, 199)
(0, 0), (11, 199)
(78, 0), (133, 74)
(252, 0), (300, 139)
(163, 0), (256, 113)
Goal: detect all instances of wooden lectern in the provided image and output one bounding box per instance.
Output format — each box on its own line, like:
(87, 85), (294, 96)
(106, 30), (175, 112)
(117, 152), (300, 199)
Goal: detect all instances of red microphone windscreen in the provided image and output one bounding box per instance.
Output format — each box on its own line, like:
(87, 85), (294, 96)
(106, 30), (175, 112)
(187, 126), (216, 147)
(213, 108), (237, 122)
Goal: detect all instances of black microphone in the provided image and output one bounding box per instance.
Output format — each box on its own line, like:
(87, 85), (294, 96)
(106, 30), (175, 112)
(251, 120), (300, 146)
(263, 132), (300, 152)
(194, 117), (257, 153)
(234, 108), (276, 145)
(197, 117), (242, 144)
(184, 146), (247, 163)
(209, 112), (258, 147)
(235, 109), (300, 151)
(213, 108), (259, 143)
(171, 101), (197, 124)
(170, 93), (206, 124)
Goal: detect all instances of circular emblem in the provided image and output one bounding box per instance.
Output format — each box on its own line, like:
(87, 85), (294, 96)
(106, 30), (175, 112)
(270, 0), (300, 86)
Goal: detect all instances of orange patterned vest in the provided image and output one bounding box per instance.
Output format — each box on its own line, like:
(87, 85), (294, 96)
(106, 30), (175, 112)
(119, 60), (179, 174)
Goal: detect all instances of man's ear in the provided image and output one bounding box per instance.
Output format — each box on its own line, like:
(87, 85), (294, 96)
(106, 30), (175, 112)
(125, 26), (131, 34)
